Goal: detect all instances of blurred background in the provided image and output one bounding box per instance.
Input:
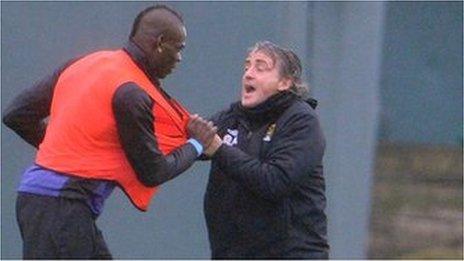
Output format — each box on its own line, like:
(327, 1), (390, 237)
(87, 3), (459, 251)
(1, 1), (462, 259)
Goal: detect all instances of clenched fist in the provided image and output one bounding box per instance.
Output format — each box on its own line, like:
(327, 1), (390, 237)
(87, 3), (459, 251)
(187, 114), (217, 148)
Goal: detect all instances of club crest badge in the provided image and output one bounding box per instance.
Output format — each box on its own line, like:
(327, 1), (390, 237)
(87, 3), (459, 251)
(223, 128), (238, 146)
(263, 123), (276, 142)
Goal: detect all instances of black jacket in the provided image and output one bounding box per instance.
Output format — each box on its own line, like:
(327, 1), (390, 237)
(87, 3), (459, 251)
(204, 92), (329, 259)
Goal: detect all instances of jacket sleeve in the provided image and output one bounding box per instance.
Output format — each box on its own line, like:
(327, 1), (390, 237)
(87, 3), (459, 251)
(112, 83), (198, 187)
(2, 59), (78, 148)
(212, 111), (325, 202)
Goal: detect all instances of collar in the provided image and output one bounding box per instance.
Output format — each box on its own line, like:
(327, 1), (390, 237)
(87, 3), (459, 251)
(123, 39), (161, 88)
(233, 91), (298, 127)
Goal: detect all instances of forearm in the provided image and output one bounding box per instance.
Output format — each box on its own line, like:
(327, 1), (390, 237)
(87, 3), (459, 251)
(159, 143), (199, 183)
(124, 139), (199, 187)
(213, 145), (294, 201)
(2, 115), (47, 148)
(2, 57), (79, 148)
(114, 83), (200, 187)
(3, 78), (54, 148)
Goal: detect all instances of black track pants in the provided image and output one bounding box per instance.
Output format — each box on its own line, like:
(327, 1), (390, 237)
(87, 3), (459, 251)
(16, 193), (112, 259)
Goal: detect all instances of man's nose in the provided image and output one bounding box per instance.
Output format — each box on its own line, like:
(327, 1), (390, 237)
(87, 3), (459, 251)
(243, 68), (254, 79)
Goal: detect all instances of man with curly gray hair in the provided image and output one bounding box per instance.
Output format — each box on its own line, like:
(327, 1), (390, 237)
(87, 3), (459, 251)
(203, 41), (329, 259)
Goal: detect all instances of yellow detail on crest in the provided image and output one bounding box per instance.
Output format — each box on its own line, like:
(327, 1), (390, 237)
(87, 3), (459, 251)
(263, 123), (276, 142)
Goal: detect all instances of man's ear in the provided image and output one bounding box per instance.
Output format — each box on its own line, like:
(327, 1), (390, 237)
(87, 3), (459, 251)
(155, 34), (165, 51)
(277, 77), (292, 91)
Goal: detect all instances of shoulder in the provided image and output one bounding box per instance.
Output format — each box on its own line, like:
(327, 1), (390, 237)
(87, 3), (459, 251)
(279, 98), (318, 123)
(272, 98), (325, 147)
(272, 98), (324, 140)
(113, 83), (153, 110)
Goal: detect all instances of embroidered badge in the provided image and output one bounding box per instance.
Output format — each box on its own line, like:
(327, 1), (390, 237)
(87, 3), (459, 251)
(223, 128), (238, 146)
(263, 123), (276, 142)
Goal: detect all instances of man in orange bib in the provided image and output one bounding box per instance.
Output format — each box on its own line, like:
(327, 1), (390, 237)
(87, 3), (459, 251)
(3, 4), (216, 259)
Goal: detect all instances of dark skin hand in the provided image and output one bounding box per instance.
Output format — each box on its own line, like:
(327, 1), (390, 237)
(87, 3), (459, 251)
(187, 114), (217, 149)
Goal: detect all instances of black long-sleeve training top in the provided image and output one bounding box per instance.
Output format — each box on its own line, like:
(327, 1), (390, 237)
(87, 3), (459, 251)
(3, 40), (198, 215)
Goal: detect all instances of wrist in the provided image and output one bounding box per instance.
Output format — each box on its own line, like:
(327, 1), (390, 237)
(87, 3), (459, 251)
(187, 138), (204, 156)
(204, 137), (222, 157)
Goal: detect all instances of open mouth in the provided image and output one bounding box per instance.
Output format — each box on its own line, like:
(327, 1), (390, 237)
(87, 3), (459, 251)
(244, 85), (256, 93)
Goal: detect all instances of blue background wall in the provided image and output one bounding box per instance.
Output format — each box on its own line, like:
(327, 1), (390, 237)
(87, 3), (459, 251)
(379, 1), (463, 146)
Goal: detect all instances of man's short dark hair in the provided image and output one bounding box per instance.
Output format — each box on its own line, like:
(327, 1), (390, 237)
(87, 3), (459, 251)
(129, 4), (184, 38)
